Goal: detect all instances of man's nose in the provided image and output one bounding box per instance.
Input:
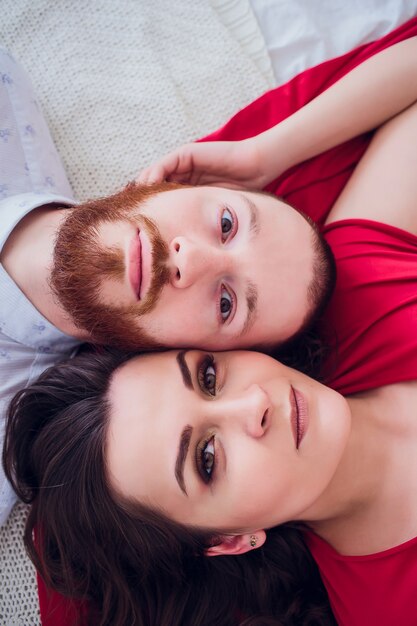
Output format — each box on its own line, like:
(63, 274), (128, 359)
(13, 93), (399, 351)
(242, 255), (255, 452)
(226, 385), (271, 439)
(169, 236), (226, 288)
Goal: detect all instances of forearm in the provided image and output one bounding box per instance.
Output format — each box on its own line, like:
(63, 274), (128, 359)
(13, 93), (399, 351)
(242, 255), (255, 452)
(255, 37), (417, 178)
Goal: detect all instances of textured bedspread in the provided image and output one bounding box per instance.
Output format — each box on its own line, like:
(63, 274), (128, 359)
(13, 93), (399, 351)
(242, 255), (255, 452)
(0, 0), (273, 202)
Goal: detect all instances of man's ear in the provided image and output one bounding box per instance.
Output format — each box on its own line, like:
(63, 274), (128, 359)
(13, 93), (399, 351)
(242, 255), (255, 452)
(205, 530), (266, 557)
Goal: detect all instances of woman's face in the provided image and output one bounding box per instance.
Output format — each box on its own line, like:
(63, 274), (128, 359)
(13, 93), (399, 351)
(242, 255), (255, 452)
(107, 351), (351, 533)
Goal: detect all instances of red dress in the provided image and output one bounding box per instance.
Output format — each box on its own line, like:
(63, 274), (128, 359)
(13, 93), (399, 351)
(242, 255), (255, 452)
(323, 219), (417, 396)
(38, 17), (417, 626)
(306, 532), (417, 626)
(306, 218), (417, 625)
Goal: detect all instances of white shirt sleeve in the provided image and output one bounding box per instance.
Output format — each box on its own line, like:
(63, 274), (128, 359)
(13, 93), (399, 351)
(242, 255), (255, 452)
(0, 46), (74, 202)
(0, 48), (76, 526)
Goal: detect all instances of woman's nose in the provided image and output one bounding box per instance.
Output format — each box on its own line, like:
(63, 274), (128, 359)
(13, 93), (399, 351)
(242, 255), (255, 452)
(169, 236), (224, 288)
(227, 384), (271, 438)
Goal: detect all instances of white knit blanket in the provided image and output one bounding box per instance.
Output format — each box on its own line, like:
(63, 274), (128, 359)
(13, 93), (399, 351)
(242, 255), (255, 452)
(1, 0), (273, 202)
(0, 1), (272, 622)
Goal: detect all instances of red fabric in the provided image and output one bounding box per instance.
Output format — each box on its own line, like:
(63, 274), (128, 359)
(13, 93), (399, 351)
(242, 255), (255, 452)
(305, 530), (417, 626)
(322, 219), (417, 396)
(37, 17), (417, 626)
(37, 571), (90, 626)
(305, 218), (417, 624)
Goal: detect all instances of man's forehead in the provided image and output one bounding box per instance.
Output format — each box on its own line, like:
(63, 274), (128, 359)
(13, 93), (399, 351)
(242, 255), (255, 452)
(142, 185), (265, 217)
(141, 185), (205, 208)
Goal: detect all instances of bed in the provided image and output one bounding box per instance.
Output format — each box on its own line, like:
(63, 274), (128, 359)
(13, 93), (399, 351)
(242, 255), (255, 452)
(1, 1), (416, 622)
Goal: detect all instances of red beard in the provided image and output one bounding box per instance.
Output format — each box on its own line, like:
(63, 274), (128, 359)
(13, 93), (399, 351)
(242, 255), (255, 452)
(51, 182), (183, 349)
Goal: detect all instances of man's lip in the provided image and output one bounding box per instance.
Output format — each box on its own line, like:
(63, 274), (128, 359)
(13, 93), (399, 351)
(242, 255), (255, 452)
(290, 386), (309, 449)
(128, 230), (142, 300)
(139, 227), (152, 300)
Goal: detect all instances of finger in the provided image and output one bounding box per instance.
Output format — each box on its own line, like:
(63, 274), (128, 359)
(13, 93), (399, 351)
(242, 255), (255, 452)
(136, 166), (161, 185)
(147, 164), (167, 184)
(137, 164), (167, 185)
(136, 151), (180, 184)
(136, 167), (151, 184)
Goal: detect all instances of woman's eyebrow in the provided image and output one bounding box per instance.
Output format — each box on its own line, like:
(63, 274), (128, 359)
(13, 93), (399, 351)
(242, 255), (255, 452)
(176, 350), (194, 390)
(175, 425), (192, 496)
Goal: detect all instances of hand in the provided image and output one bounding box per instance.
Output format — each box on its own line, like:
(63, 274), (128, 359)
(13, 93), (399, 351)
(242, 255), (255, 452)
(137, 139), (272, 190)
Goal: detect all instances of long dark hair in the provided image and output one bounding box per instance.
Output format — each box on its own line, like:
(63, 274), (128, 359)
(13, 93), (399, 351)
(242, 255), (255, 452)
(3, 350), (335, 626)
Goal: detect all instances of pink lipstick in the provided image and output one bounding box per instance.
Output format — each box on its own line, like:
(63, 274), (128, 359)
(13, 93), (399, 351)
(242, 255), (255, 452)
(128, 230), (142, 300)
(290, 386), (309, 449)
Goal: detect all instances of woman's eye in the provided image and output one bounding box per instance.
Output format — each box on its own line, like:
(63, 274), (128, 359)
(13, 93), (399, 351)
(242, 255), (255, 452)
(221, 207), (234, 242)
(198, 355), (217, 396)
(197, 354), (217, 396)
(200, 435), (215, 482)
(204, 364), (216, 395)
(220, 286), (233, 322)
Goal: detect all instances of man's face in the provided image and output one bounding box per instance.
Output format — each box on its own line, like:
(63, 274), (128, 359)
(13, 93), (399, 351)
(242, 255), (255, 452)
(52, 184), (331, 350)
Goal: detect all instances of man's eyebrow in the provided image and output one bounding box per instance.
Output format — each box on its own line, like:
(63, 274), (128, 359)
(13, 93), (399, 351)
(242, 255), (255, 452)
(239, 193), (260, 238)
(175, 425), (192, 496)
(240, 280), (258, 336)
(176, 350), (193, 390)
(234, 194), (259, 336)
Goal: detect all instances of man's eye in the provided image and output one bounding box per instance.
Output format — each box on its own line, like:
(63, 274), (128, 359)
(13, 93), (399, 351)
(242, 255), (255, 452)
(198, 435), (215, 483)
(220, 286), (233, 322)
(221, 207), (234, 242)
(198, 354), (217, 396)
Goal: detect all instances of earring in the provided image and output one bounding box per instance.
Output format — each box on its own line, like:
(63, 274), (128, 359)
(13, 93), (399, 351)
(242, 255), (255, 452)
(250, 534), (257, 548)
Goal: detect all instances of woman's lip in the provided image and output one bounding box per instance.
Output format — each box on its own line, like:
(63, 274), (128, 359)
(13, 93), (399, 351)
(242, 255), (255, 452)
(290, 386), (309, 449)
(128, 230), (142, 300)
